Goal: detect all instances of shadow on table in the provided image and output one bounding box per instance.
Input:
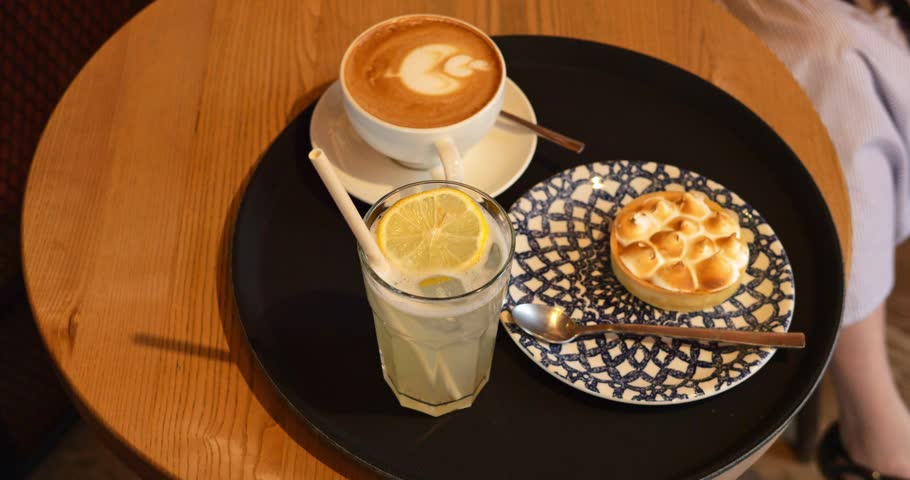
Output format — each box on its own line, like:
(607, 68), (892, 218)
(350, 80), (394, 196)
(286, 81), (333, 125)
(211, 146), (381, 480)
(130, 334), (232, 362)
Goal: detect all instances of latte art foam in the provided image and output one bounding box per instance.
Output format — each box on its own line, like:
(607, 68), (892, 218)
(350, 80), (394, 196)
(389, 44), (491, 96)
(343, 16), (503, 128)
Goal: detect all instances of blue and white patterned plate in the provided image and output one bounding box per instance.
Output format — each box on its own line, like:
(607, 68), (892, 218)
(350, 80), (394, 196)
(502, 161), (795, 405)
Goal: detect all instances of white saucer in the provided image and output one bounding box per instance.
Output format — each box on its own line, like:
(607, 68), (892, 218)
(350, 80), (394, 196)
(309, 78), (537, 204)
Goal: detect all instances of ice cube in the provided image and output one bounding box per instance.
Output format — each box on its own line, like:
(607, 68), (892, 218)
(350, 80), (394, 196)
(484, 243), (503, 271)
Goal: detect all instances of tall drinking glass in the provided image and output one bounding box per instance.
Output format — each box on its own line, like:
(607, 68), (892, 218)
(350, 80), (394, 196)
(358, 181), (515, 416)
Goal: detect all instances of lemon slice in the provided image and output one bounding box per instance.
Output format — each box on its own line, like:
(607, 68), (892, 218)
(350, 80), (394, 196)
(418, 275), (458, 288)
(376, 188), (488, 273)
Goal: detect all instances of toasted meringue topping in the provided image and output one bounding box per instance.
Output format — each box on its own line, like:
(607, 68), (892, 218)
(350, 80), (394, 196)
(671, 217), (701, 236)
(618, 241), (662, 278)
(694, 253), (736, 290)
(653, 261), (696, 292)
(704, 210), (739, 237)
(650, 230), (685, 261)
(716, 234), (750, 270)
(611, 190), (750, 293)
(643, 197), (679, 223)
(614, 210), (659, 244)
(678, 192), (711, 219)
(686, 236), (718, 263)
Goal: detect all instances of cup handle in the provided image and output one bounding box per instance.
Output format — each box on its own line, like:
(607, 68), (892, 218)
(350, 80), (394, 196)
(434, 138), (464, 182)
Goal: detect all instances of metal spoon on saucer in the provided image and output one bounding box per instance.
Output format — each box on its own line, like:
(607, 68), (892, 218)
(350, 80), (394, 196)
(500, 110), (585, 154)
(509, 304), (805, 349)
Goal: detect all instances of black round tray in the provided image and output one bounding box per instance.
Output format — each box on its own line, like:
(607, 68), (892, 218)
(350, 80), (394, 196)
(232, 36), (844, 480)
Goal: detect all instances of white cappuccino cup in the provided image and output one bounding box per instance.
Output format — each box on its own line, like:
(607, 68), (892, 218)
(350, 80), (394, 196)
(339, 14), (507, 182)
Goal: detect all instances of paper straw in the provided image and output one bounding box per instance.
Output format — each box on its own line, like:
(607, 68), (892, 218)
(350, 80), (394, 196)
(308, 148), (389, 273)
(437, 354), (466, 399)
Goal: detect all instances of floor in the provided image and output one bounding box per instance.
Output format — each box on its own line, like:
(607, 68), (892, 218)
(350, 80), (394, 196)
(27, 242), (910, 479)
(27, 422), (138, 480)
(748, 239), (910, 479)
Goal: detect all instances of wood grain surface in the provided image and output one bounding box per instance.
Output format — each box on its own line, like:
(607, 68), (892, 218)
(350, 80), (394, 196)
(21, 0), (851, 478)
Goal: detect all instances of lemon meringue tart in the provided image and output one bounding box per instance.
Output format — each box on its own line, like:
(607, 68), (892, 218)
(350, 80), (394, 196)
(609, 191), (750, 312)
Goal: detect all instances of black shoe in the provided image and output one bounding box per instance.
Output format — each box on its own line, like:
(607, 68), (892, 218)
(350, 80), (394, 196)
(818, 423), (907, 480)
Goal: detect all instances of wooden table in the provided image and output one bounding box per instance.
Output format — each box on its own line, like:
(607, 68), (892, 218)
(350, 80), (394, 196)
(22, 0), (851, 478)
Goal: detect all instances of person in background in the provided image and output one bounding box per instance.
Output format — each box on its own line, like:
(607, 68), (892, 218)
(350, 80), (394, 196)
(718, 0), (910, 478)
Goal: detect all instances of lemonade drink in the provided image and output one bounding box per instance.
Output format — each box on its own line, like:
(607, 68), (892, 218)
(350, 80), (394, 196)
(359, 181), (514, 416)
